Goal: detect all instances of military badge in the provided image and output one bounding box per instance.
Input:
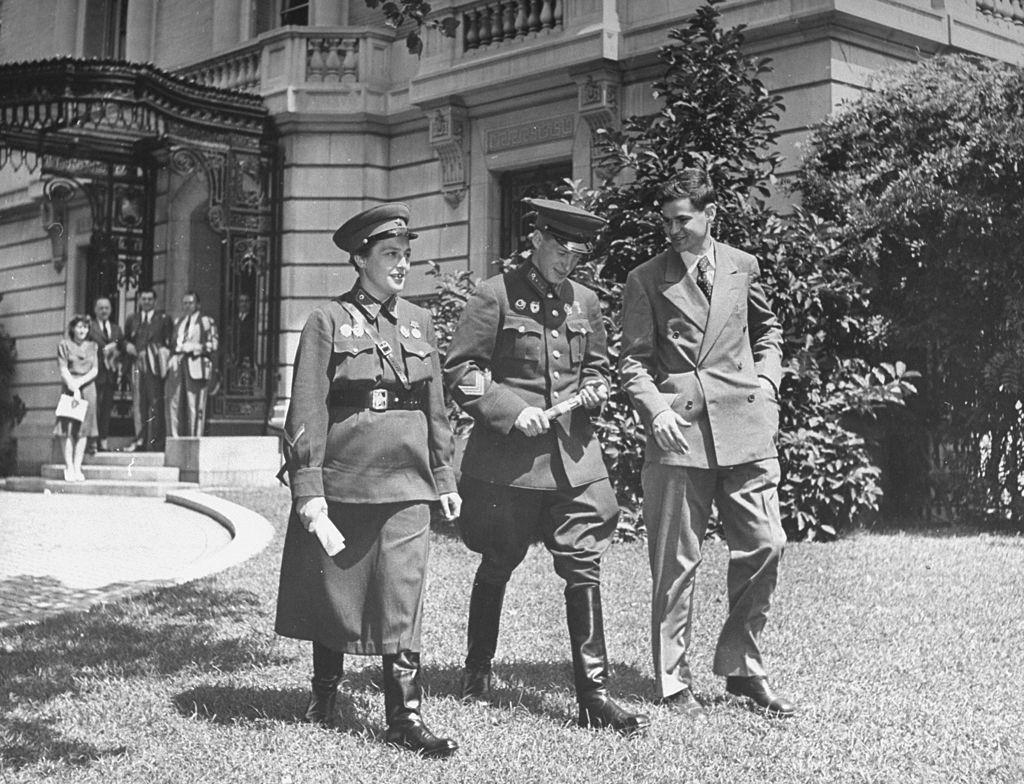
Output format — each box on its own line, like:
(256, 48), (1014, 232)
(564, 303), (572, 315)
(411, 327), (422, 339)
(458, 370), (486, 398)
(515, 298), (527, 311)
(352, 323), (365, 337)
(340, 324), (353, 338)
(574, 302), (582, 314)
(530, 301), (540, 314)
(400, 325), (410, 338)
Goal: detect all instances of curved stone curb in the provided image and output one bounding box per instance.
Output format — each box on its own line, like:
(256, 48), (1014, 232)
(164, 489), (275, 584)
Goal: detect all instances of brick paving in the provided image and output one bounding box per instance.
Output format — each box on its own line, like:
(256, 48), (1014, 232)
(0, 491), (232, 630)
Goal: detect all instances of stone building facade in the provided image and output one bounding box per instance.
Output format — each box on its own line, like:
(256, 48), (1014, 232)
(1, 0), (1023, 472)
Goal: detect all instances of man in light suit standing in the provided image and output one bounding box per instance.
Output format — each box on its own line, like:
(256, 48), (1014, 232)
(166, 290), (218, 437)
(87, 296), (123, 453)
(619, 168), (794, 718)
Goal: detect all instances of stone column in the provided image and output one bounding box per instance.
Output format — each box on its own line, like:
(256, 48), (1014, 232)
(213, 0), (244, 51)
(125, 0), (156, 62)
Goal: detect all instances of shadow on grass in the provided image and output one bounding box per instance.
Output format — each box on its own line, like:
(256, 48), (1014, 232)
(0, 582), (288, 772)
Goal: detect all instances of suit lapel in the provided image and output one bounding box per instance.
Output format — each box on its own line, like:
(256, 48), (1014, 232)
(657, 249), (709, 330)
(699, 242), (741, 362)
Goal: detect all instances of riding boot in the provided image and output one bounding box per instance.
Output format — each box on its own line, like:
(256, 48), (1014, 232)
(460, 577), (506, 700)
(565, 584), (651, 738)
(383, 650), (458, 758)
(305, 641), (344, 727)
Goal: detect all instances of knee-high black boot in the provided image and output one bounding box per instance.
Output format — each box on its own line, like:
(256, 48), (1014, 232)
(383, 651), (458, 758)
(460, 577), (506, 700)
(566, 584), (651, 737)
(305, 641), (344, 727)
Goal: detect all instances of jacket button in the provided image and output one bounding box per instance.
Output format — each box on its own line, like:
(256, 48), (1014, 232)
(553, 391), (560, 399)
(748, 393), (756, 402)
(553, 371), (560, 379)
(671, 332), (680, 339)
(685, 401), (693, 410)
(518, 326), (526, 334)
(551, 330), (559, 338)
(552, 350), (561, 359)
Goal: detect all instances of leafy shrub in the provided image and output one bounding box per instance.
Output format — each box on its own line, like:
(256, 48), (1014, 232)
(0, 293), (27, 475)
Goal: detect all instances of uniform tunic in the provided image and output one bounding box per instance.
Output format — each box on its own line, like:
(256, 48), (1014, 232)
(275, 285), (456, 655)
(54, 338), (98, 438)
(443, 262), (618, 586)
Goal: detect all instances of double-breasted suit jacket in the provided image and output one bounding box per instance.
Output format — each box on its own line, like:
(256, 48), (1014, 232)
(620, 241), (782, 469)
(444, 262), (610, 490)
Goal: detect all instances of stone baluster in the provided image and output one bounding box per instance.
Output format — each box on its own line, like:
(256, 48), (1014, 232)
(307, 39), (326, 82)
(323, 41), (342, 82)
(515, 0), (528, 37)
(553, 0), (563, 28)
(527, 0), (540, 34)
(540, 0), (553, 30)
(503, 0), (516, 39)
(491, 2), (504, 43)
(479, 5), (493, 45)
(341, 40), (359, 83)
(1014, 0), (1024, 24)
(465, 8), (480, 50)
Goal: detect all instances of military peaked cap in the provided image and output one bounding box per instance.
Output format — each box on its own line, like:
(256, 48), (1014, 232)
(333, 203), (418, 254)
(523, 197), (606, 254)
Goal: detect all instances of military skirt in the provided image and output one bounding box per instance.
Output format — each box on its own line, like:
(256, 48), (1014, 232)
(274, 500), (431, 655)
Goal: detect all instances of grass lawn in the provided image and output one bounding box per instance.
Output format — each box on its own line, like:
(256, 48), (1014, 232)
(2, 486), (1023, 783)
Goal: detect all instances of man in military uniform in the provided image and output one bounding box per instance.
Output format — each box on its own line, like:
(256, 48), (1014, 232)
(444, 198), (650, 737)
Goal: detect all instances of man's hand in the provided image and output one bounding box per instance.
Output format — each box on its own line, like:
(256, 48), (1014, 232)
(514, 406), (551, 437)
(124, 343), (138, 358)
(439, 492), (462, 521)
(295, 496), (328, 532)
(578, 383), (609, 410)
(651, 409), (691, 454)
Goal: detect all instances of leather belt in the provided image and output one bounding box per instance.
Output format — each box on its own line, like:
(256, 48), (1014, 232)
(329, 386), (424, 412)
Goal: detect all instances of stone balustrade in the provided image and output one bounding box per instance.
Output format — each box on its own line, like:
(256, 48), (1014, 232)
(305, 37), (360, 83)
(977, 0), (1024, 25)
(178, 42), (262, 93)
(460, 0), (565, 51)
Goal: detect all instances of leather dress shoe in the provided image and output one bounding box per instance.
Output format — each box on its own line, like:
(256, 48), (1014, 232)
(658, 687), (705, 718)
(725, 676), (795, 718)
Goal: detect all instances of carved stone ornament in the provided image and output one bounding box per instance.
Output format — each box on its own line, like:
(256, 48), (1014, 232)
(426, 103), (469, 207)
(41, 178), (77, 273)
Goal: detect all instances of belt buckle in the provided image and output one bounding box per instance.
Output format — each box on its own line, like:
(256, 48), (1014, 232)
(370, 389), (389, 411)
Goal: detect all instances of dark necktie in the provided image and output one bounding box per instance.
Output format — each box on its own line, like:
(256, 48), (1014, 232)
(103, 321), (110, 340)
(696, 255), (713, 301)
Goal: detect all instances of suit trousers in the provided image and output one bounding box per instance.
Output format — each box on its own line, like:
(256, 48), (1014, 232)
(458, 474), (618, 588)
(132, 365), (165, 450)
(165, 357), (208, 437)
(643, 458), (786, 699)
(95, 378), (115, 441)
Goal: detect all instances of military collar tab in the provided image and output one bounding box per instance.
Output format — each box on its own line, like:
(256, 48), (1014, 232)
(348, 285), (398, 321)
(525, 264), (559, 298)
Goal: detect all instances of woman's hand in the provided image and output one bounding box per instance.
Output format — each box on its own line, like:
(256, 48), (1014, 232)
(71, 386), (82, 400)
(439, 492), (462, 521)
(295, 496), (328, 532)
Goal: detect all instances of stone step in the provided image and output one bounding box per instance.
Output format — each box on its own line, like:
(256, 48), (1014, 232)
(84, 451), (166, 467)
(3, 476), (198, 497)
(41, 463), (181, 482)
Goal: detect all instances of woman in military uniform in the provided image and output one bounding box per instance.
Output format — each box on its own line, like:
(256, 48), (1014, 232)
(275, 203), (461, 758)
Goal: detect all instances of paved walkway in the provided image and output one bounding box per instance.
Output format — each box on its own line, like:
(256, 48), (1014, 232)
(0, 490), (272, 630)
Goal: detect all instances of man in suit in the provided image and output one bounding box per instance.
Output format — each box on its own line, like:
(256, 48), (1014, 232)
(166, 290), (219, 437)
(235, 291), (256, 368)
(124, 288), (173, 451)
(87, 296), (123, 452)
(444, 199), (650, 737)
(619, 168), (794, 718)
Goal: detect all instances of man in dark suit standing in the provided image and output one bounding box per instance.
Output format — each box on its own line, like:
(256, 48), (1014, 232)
(444, 199), (649, 737)
(619, 168), (794, 718)
(124, 288), (173, 452)
(87, 296), (123, 453)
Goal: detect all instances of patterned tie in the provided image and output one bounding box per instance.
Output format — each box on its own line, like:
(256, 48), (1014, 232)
(696, 255), (713, 301)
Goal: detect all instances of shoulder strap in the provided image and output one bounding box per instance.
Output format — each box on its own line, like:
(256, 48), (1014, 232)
(338, 299), (411, 389)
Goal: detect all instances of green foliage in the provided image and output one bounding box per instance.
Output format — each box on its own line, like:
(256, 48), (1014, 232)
(362, 0), (459, 54)
(797, 54), (1024, 525)
(0, 292), (27, 475)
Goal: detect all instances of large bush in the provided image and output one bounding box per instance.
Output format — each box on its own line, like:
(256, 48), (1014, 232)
(797, 54), (1024, 526)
